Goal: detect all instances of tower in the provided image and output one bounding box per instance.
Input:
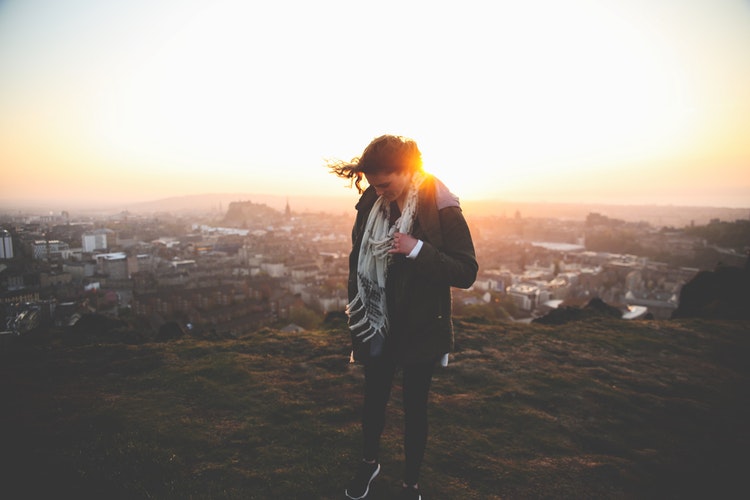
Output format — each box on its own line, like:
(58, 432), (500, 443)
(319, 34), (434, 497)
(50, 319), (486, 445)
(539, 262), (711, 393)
(0, 230), (14, 259)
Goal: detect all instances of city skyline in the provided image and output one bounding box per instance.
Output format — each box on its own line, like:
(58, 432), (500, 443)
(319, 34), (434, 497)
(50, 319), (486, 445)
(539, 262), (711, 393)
(1, 0), (749, 210)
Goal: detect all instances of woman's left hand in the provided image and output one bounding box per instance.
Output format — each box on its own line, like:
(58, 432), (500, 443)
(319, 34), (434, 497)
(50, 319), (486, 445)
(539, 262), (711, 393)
(389, 232), (418, 255)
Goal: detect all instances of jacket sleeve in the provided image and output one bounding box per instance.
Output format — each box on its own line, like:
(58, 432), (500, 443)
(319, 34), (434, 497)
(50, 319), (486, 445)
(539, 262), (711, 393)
(412, 206), (478, 289)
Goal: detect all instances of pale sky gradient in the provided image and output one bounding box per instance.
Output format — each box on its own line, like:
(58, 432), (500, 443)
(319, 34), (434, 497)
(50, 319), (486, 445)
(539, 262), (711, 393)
(1, 0), (749, 210)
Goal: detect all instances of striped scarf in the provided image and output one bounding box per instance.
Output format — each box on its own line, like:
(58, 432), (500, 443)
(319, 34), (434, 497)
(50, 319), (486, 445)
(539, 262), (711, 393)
(347, 172), (425, 356)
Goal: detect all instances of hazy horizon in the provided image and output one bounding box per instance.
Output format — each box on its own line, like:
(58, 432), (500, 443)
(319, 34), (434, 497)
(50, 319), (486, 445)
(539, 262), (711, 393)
(2, 184), (750, 215)
(2, 191), (748, 232)
(2, 0), (749, 209)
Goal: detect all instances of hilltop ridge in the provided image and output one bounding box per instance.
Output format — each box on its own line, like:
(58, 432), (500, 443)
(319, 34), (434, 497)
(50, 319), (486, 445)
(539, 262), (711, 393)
(1, 317), (748, 499)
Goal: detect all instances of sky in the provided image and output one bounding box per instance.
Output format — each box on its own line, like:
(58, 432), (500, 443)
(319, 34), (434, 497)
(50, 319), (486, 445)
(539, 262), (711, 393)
(1, 0), (749, 211)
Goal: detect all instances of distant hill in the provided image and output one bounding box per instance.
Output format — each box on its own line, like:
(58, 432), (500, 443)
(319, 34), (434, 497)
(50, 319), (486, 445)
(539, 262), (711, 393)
(462, 199), (750, 227)
(1, 317), (748, 499)
(221, 200), (282, 227)
(125, 193), (355, 216)
(3, 192), (747, 227)
(128, 195), (749, 227)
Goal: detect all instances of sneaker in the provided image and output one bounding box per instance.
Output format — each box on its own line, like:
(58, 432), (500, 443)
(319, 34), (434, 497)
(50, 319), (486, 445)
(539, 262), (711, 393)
(345, 460), (380, 499)
(399, 484), (422, 500)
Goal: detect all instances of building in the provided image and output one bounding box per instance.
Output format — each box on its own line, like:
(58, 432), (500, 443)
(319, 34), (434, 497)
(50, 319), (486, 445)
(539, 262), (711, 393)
(507, 282), (543, 312)
(82, 229), (111, 253)
(40, 271), (72, 288)
(31, 240), (70, 260)
(95, 252), (129, 279)
(169, 259), (197, 271)
(260, 262), (286, 278)
(63, 261), (97, 280)
(0, 230), (12, 259)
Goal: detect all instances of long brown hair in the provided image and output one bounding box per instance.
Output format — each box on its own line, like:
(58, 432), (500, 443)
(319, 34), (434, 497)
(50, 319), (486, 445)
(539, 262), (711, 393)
(328, 134), (423, 193)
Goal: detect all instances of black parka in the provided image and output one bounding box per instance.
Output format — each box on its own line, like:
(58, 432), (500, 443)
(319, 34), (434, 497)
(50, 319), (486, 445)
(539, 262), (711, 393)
(348, 174), (478, 365)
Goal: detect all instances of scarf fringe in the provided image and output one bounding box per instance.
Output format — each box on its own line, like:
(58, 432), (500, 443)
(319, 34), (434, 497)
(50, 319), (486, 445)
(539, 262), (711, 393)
(346, 295), (388, 342)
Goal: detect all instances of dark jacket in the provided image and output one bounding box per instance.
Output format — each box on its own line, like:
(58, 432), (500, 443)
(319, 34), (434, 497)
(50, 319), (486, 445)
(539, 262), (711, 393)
(348, 174), (478, 365)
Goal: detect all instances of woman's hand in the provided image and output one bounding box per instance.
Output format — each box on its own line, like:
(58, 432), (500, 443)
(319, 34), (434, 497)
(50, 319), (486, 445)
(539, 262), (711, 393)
(389, 232), (418, 255)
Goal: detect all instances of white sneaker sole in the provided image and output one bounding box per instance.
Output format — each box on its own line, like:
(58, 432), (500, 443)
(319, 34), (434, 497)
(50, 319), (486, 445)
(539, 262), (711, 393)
(345, 463), (381, 499)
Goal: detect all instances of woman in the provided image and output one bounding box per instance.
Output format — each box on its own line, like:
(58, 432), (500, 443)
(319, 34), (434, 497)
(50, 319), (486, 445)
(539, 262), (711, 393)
(329, 135), (478, 499)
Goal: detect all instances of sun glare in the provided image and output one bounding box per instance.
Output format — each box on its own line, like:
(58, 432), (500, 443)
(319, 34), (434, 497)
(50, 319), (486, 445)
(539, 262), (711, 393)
(381, 1), (702, 203)
(1, 0), (747, 208)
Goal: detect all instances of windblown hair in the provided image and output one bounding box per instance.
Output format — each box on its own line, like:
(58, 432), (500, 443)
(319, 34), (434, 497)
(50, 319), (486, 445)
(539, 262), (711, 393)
(328, 134), (424, 193)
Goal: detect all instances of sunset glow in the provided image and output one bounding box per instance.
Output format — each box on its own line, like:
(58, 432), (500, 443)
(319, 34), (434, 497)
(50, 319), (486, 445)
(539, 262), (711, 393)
(1, 0), (749, 211)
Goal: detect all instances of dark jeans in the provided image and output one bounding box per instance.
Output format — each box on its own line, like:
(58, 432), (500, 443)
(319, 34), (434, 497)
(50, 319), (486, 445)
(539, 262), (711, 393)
(361, 356), (437, 485)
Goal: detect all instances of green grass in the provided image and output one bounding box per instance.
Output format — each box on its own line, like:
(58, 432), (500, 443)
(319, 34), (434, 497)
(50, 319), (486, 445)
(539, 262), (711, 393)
(1, 318), (749, 499)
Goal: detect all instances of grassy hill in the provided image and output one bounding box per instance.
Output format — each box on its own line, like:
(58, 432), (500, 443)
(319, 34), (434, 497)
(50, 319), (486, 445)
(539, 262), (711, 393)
(1, 318), (748, 499)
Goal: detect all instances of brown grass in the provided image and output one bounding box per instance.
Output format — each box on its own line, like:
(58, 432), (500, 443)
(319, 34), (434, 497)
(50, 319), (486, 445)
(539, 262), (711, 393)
(1, 318), (748, 499)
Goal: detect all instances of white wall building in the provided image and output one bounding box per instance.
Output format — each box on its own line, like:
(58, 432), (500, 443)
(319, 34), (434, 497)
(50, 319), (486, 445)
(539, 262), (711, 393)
(31, 240), (69, 260)
(507, 282), (542, 312)
(261, 262), (286, 278)
(0, 230), (12, 259)
(82, 229), (110, 253)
